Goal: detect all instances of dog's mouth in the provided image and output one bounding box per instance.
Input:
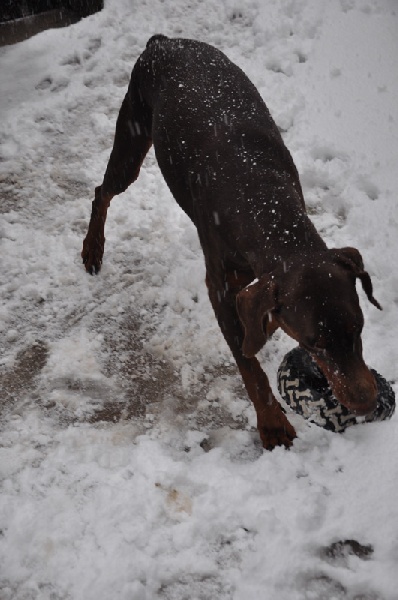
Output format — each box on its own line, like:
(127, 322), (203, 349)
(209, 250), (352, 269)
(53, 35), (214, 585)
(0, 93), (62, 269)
(309, 351), (378, 416)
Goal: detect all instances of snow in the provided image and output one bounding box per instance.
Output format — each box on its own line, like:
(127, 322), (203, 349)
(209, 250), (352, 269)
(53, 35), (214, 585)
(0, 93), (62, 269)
(1, 0), (398, 598)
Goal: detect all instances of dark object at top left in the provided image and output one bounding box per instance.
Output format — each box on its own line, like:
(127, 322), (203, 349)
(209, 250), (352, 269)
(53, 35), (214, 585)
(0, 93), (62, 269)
(0, 0), (103, 46)
(0, 0), (103, 22)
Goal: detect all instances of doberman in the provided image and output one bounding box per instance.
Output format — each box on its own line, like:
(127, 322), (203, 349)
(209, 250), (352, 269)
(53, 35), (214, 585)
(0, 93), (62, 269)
(82, 35), (382, 450)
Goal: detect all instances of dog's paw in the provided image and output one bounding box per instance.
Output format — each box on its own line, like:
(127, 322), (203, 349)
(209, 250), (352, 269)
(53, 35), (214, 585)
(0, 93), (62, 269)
(259, 420), (297, 451)
(81, 235), (104, 274)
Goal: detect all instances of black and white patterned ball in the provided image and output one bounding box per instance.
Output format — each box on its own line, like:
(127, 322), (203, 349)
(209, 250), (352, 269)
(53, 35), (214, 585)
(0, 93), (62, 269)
(277, 347), (395, 432)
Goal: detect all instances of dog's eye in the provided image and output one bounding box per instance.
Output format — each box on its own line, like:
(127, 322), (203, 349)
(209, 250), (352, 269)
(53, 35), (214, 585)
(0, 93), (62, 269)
(304, 337), (317, 349)
(306, 337), (326, 353)
(313, 341), (327, 354)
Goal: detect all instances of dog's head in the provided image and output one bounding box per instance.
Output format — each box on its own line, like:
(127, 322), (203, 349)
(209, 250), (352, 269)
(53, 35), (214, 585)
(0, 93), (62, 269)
(236, 247), (382, 415)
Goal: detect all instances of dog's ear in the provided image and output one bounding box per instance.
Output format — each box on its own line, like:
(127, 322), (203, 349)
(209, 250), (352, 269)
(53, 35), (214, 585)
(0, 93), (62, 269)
(236, 275), (277, 357)
(331, 247), (382, 310)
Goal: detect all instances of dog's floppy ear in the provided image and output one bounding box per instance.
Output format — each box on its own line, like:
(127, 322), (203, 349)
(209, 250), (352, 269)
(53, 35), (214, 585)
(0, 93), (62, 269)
(236, 275), (277, 357)
(331, 246), (382, 310)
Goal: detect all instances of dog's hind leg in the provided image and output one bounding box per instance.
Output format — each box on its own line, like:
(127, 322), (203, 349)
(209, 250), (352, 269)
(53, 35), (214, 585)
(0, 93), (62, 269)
(82, 75), (152, 274)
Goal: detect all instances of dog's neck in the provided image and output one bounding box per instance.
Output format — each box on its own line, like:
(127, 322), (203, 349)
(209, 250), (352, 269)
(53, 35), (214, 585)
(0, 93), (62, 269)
(241, 189), (327, 277)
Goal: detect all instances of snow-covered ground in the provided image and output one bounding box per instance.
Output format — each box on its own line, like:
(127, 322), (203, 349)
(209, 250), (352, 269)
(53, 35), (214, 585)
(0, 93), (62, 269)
(1, 1), (398, 598)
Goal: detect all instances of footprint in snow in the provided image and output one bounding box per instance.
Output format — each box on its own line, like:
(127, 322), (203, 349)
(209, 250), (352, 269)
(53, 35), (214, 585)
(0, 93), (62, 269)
(320, 539), (374, 565)
(35, 76), (69, 93)
(306, 539), (380, 600)
(60, 37), (102, 67)
(357, 175), (380, 201)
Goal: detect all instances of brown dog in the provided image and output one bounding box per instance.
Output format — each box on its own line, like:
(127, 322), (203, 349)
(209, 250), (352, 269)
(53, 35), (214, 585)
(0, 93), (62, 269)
(82, 35), (381, 450)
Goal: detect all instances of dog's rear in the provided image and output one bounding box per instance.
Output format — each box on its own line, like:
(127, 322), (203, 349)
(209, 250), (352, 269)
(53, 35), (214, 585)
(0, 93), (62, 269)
(82, 36), (381, 449)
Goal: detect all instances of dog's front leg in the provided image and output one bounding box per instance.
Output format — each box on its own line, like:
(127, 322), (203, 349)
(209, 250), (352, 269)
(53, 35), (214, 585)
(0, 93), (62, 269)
(206, 274), (296, 450)
(82, 185), (111, 274)
(82, 78), (152, 273)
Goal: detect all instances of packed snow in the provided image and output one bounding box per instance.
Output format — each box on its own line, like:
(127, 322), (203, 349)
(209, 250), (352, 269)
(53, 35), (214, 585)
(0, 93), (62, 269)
(1, 0), (398, 598)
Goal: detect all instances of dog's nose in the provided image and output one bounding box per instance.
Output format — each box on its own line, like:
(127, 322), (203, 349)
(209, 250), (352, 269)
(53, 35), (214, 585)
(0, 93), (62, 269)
(349, 398), (377, 416)
(343, 377), (378, 416)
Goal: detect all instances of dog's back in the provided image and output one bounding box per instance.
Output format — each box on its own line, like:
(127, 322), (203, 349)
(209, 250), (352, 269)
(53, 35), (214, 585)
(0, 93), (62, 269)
(133, 36), (322, 273)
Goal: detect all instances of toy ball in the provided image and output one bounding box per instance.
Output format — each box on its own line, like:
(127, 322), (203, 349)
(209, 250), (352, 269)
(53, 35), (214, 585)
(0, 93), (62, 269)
(277, 347), (395, 432)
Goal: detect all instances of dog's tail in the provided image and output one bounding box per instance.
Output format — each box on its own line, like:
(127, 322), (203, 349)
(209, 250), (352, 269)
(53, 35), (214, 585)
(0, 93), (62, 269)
(146, 34), (168, 49)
